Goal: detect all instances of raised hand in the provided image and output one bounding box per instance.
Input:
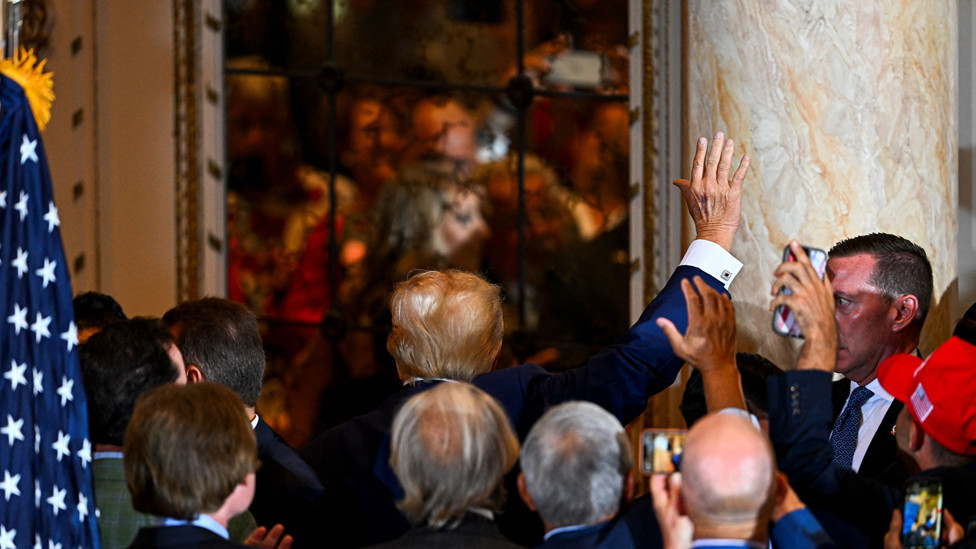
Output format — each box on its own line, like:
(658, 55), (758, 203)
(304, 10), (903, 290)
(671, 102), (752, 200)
(673, 133), (750, 251)
(650, 473), (693, 549)
(770, 241), (837, 371)
(657, 276), (746, 412)
(657, 277), (736, 373)
(244, 524), (294, 549)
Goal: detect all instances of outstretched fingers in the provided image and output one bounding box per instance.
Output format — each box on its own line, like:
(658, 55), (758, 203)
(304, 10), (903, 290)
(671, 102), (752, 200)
(705, 131), (724, 176)
(691, 136), (708, 184)
(730, 153), (750, 192)
(716, 136), (735, 183)
(656, 279), (701, 356)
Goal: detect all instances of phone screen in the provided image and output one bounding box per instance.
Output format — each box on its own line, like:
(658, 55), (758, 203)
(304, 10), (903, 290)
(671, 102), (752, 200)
(902, 479), (943, 548)
(640, 429), (688, 474)
(771, 245), (828, 338)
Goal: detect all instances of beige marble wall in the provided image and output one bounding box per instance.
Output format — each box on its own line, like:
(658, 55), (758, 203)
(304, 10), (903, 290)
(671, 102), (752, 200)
(685, 1), (957, 368)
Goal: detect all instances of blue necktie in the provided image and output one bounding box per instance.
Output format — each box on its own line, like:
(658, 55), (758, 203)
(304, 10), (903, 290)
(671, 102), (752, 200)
(831, 386), (874, 468)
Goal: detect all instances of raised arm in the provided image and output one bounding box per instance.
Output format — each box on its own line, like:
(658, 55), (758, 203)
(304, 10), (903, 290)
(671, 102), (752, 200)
(657, 276), (746, 413)
(674, 132), (750, 251)
(478, 135), (751, 430)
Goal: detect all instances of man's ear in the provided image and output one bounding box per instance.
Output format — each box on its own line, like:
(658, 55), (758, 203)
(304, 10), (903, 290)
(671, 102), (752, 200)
(890, 295), (920, 333)
(517, 473), (537, 512)
(673, 474), (688, 517)
(774, 470), (788, 507)
(908, 417), (925, 452)
(622, 470), (635, 506)
(185, 365), (204, 384)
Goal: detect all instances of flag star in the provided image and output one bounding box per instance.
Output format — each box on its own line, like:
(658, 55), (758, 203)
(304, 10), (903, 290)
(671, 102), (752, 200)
(30, 312), (52, 343)
(46, 485), (66, 516)
(12, 247), (28, 278)
(6, 303), (28, 335)
(0, 189), (6, 208)
(34, 480), (40, 508)
(56, 376), (74, 406)
(51, 431), (71, 462)
(77, 492), (88, 522)
(0, 470), (20, 501)
(1, 415), (24, 446)
(47, 540), (60, 549)
(34, 258), (56, 288)
(43, 202), (59, 233)
(4, 361), (27, 391)
(32, 368), (43, 395)
(77, 438), (91, 468)
(14, 191), (28, 221)
(60, 321), (78, 352)
(20, 134), (38, 164)
(33, 535), (40, 549)
(0, 526), (15, 549)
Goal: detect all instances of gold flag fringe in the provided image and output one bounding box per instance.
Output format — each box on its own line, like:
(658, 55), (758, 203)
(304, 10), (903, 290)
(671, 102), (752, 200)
(0, 47), (54, 131)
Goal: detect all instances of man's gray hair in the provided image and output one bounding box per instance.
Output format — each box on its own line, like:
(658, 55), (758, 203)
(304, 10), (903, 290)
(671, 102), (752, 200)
(391, 382), (519, 529)
(520, 401), (633, 527)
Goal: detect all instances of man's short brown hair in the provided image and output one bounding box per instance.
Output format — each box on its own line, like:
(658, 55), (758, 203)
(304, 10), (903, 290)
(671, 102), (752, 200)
(124, 382), (259, 519)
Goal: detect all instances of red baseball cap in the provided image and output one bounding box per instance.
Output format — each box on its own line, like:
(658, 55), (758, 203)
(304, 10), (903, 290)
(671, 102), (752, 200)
(877, 336), (976, 456)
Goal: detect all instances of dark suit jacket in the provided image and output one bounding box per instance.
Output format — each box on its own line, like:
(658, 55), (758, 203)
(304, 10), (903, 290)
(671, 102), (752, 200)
(539, 496), (661, 549)
(252, 417), (330, 548)
(769, 508), (840, 549)
(126, 525), (243, 549)
(830, 380), (907, 481)
(302, 265), (728, 548)
(366, 514), (522, 549)
(769, 371), (976, 549)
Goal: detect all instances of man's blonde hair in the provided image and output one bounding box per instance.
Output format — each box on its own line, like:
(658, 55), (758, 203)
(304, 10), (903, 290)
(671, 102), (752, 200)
(387, 270), (503, 381)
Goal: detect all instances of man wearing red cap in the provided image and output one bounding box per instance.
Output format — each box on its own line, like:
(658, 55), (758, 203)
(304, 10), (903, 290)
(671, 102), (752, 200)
(765, 242), (976, 549)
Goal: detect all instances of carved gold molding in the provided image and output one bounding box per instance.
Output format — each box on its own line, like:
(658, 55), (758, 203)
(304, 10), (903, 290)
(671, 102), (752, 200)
(174, 0), (200, 301)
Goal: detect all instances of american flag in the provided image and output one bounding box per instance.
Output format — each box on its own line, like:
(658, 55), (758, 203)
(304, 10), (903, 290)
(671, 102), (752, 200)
(0, 75), (101, 548)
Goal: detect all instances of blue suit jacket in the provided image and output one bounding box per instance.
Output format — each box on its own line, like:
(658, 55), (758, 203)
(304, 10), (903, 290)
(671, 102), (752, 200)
(126, 525), (242, 549)
(539, 496), (661, 549)
(770, 508), (840, 549)
(301, 265), (728, 548)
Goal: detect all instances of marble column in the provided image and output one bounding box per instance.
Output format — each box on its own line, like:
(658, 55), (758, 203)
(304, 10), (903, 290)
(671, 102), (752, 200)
(685, 1), (957, 368)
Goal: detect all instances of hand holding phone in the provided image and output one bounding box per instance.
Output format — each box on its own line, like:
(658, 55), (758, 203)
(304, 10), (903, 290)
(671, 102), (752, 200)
(771, 244), (828, 338)
(902, 479), (943, 549)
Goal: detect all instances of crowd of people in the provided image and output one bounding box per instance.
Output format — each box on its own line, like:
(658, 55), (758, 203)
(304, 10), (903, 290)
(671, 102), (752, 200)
(71, 134), (976, 549)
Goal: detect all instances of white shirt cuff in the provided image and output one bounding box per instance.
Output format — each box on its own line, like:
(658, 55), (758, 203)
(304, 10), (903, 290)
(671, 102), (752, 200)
(716, 407), (762, 430)
(679, 240), (743, 289)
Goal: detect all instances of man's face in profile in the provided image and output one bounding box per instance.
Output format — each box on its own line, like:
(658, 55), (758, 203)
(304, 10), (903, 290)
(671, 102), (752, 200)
(828, 253), (895, 384)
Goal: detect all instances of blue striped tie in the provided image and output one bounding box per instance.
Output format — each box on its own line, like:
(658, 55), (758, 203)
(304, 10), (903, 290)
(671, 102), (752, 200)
(831, 386), (874, 468)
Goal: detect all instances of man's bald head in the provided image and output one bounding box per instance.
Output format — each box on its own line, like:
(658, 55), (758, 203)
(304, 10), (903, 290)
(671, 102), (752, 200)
(680, 413), (777, 539)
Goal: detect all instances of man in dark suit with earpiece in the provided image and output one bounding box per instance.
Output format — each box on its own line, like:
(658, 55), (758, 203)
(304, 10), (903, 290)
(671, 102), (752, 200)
(823, 233), (932, 481)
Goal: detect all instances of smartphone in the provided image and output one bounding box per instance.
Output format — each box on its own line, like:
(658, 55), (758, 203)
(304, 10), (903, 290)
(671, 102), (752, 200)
(771, 244), (828, 338)
(902, 478), (943, 548)
(640, 429), (688, 474)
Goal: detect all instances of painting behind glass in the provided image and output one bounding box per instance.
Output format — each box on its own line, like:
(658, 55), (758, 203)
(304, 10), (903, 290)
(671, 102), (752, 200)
(223, 0), (632, 446)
